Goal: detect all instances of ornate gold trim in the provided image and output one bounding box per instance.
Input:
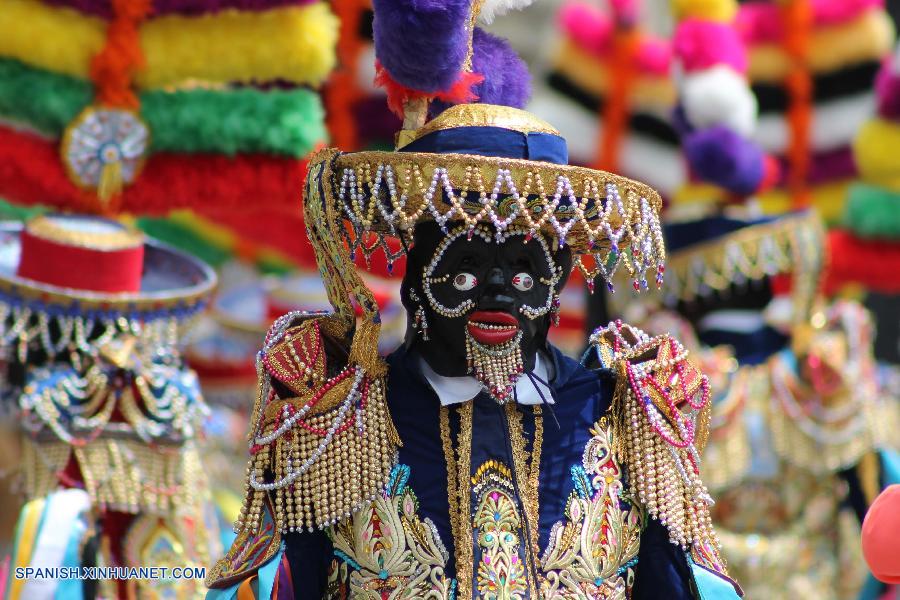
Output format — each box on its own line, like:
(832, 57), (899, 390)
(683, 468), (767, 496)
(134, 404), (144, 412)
(25, 214), (144, 251)
(22, 437), (205, 515)
(403, 104), (561, 147)
(439, 402), (474, 599)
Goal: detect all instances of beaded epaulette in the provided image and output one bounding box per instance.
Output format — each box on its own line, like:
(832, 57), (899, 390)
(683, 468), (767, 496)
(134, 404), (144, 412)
(209, 312), (401, 589)
(584, 320), (725, 574)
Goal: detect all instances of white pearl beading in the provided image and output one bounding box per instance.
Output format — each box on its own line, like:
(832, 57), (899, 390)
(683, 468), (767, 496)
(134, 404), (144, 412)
(17, 359), (206, 445)
(421, 226), (489, 318)
(249, 366), (365, 491)
(335, 162), (666, 289)
(0, 303), (182, 365)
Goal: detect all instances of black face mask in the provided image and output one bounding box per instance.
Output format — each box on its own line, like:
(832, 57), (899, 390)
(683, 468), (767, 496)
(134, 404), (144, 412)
(401, 222), (572, 377)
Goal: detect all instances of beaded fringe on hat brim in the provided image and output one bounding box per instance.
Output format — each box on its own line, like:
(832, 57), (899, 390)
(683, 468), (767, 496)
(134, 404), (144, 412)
(326, 149), (667, 291)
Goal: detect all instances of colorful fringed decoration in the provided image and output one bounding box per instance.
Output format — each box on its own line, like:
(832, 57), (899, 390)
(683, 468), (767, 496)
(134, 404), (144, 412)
(531, 1), (683, 197)
(739, 0), (894, 221)
(0, 0), (337, 219)
(831, 38), (900, 292)
(669, 0), (778, 203)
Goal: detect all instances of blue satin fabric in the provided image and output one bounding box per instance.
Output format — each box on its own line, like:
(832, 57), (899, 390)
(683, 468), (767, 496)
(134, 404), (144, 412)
(400, 126), (568, 165)
(664, 215), (781, 255)
(688, 558), (743, 600)
(700, 326), (789, 366)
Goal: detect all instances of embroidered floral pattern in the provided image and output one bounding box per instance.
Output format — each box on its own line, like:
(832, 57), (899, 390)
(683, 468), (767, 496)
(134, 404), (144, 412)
(540, 418), (643, 599)
(472, 461), (529, 600)
(327, 464), (455, 599)
(328, 419), (721, 599)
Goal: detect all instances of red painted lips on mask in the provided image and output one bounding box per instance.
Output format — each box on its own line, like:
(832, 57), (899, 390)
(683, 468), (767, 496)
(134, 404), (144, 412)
(466, 310), (520, 345)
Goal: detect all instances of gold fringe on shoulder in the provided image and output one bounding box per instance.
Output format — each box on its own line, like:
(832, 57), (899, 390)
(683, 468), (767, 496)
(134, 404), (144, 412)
(586, 320), (727, 574)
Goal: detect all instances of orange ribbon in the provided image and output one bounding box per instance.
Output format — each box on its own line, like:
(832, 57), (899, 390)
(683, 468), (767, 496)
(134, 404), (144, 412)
(781, 0), (813, 207)
(597, 29), (640, 173)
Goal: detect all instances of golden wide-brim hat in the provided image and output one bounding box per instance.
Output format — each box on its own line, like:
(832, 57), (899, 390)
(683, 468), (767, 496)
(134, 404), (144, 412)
(303, 103), (668, 325)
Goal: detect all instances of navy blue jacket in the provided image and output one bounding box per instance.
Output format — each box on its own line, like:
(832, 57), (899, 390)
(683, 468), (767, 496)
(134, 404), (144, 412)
(283, 345), (694, 599)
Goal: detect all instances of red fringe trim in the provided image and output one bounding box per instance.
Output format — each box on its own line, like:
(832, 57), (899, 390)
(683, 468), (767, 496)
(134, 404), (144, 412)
(0, 125), (307, 215)
(374, 61), (484, 118)
(824, 229), (900, 294)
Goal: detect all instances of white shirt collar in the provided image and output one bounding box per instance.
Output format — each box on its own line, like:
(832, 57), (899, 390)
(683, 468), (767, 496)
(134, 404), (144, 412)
(418, 352), (555, 406)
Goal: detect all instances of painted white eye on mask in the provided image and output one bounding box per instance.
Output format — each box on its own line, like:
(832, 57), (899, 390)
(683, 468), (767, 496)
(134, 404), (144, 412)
(453, 273), (478, 291)
(511, 273), (533, 291)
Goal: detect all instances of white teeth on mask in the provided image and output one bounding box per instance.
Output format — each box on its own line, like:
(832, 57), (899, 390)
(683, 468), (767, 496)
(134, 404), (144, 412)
(471, 322), (518, 331)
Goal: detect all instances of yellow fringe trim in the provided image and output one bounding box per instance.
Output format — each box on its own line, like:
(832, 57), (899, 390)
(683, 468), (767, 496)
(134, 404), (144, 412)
(756, 180), (851, 224)
(0, 0), (338, 88)
(671, 182), (729, 207)
(671, 0), (738, 23)
(748, 10), (894, 83)
(553, 39), (678, 111)
(671, 180), (851, 224)
(21, 437), (207, 515)
(853, 118), (900, 191)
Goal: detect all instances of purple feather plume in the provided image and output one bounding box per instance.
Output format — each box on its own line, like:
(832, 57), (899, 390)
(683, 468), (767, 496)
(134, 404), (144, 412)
(372, 0), (472, 93)
(684, 127), (764, 195)
(431, 28), (531, 113)
(44, 0), (313, 18)
(469, 28), (531, 107)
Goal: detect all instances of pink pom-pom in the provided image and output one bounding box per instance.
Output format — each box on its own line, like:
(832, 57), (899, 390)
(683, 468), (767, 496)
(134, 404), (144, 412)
(609, 0), (638, 25)
(560, 2), (671, 76)
(674, 19), (747, 74)
(636, 38), (672, 78)
(738, 0), (884, 45)
(736, 3), (784, 44)
(559, 2), (613, 56)
(876, 56), (900, 120)
(816, 0), (884, 27)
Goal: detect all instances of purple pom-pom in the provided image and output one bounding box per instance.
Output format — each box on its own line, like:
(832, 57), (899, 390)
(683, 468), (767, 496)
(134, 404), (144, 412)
(431, 28), (531, 113)
(373, 0), (472, 93)
(469, 28), (531, 108)
(684, 127), (764, 195)
(876, 59), (900, 121)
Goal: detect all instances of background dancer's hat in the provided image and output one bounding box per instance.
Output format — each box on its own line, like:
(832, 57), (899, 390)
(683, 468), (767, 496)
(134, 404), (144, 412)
(0, 214), (215, 331)
(645, 0), (827, 330)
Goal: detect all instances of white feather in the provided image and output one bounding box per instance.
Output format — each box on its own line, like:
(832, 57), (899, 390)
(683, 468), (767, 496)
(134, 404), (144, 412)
(681, 65), (758, 138)
(477, 0), (536, 24)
